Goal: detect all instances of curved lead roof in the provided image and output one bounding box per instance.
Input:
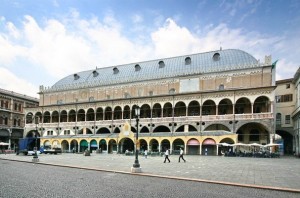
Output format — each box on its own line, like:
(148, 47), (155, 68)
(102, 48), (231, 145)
(51, 49), (259, 91)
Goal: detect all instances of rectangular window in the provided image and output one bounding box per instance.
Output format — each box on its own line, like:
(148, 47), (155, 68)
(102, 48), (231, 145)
(285, 115), (291, 124)
(275, 94), (293, 103)
(286, 84), (290, 89)
(64, 130), (70, 135)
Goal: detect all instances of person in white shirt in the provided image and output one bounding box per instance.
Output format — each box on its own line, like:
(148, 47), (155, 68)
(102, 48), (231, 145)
(178, 148), (186, 163)
(144, 150), (148, 158)
(164, 148), (170, 163)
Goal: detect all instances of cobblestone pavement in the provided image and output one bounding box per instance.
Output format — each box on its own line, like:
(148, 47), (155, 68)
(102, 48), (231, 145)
(1, 153), (300, 192)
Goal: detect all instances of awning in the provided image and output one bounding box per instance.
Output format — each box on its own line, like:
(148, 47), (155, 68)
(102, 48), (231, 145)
(100, 139), (106, 145)
(80, 141), (88, 147)
(202, 139), (216, 145)
(187, 139), (200, 146)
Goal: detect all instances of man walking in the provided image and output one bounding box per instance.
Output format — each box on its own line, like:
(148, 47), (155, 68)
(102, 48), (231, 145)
(164, 148), (170, 163)
(178, 148), (186, 163)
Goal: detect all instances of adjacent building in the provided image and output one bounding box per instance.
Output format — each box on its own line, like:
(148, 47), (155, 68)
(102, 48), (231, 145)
(292, 67), (300, 156)
(0, 88), (39, 151)
(24, 49), (276, 155)
(275, 78), (295, 154)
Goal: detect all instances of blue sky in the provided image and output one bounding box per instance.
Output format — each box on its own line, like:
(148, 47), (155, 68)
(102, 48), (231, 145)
(0, 0), (299, 98)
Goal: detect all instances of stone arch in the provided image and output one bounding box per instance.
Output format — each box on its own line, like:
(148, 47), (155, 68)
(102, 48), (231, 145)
(140, 126), (149, 133)
(149, 139), (159, 152)
(152, 103), (162, 118)
(175, 124), (197, 132)
(113, 127), (120, 133)
(104, 107), (112, 120)
(172, 138), (185, 153)
(96, 107), (104, 120)
(153, 125), (171, 133)
(163, 102), (173, 117)
(77, 109), (85, 121)
(43, 111), (51, 123)
(235, 97), (251, 114)
(69, 109), (76, 122)
(161, 139), (170, 152)
(108, 139), (117, 153)
(174, 101), (186, 117)
(86, 108), (95, 121)
(114, 106), (122, 120)
(202, 100), (216, 115)
(123, 105), (130, 119)
(188, 100), (200, 116)
(97, 127), (110, 134)
(140, 139), (148, 151)
(52, 111), (59, 123)
(79, 139), (88, 152)
(61, 140), (69, 152)
(218, 98), (233, 115)
(119, 138), (134, 153)
(253, 96), (271, 113)
(140, 104), (151, 118)
(202, 138), (216, 155)
(60, 110), (68, 122)
(204, 124), (230, 132)
(236, 122), (271, 144)
(187, 138), (200, 155)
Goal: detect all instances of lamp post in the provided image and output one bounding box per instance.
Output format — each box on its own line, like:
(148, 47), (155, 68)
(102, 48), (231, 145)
(33, 116), (39, 161)
(131, 106), (141, 173)
(8, 128), (12, 150)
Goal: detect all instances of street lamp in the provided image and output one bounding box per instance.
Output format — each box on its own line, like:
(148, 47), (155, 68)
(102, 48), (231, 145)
(8, 128), (12, 150)
(131, 106), (141, 173)
(33, 116), (39, 161)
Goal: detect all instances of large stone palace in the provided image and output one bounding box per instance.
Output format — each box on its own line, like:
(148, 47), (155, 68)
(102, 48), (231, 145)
(24, 49), (276, 155)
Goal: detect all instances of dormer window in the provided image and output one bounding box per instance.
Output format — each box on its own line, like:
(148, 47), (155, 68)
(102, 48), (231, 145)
(219, 84), (224, 90)
(135, 64), (141, 71)
(93, 70), (99, 77)
(185, 57), (191, 65)
(74, 74), (80, 80)
(113, 67), (119, 74)
(169, 88), (176, 94)
(213, 53), (220, 61)
(158, 61), (165, 68)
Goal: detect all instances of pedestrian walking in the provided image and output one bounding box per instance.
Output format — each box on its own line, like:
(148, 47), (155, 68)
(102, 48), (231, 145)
(164, 148), (170, 163)
(144, 149), (148, 158)
(178, 148), (186, 162)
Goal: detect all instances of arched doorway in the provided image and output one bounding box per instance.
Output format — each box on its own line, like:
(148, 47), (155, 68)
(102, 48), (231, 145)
(108, 139), (117, 153)
(119, 138), (134, 153)
(140, 139), (148, 152)
(61, 140), (69, 152)
(187, 138), (200, 155)
(173, 139), (184, 154)
(79, 140), (88, 152)
(70, 139), (78, 153)
(90, 139), (98, 152)
(161, 139), (170, 152)
(149, 139), (159, 152)
(99, 139), (107, 153)
(202, 138), (216, 155)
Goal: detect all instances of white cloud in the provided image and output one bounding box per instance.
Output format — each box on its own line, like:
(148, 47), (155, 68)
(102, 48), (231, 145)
(0, 13), (299, 98)
(131, 14), (143, 24)
(0, 67), (38, 97)
(151, 18), (201, 57)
